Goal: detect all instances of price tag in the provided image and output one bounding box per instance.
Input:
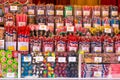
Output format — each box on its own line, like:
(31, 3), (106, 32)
(94, 57), (102, 63)
(6, 42), (16, 51)
(18, 22), (26, 26)
(33, 46), (40, 51)
(76, 11), (82, 16)
(94, 71), (102, 77)
(45, 47), (52, 52)
(84, 24), (91, 28)
(118, 47), (120, 52)
(94, 47), (101, 52)
(39, 25), (47, 30)
(48, 23), (54, 27)
(69, 47), (77, 52)
(56, 10), (63, 15)
(36, 56), (43, 62)
(28, 9), (34, 15)
(47, 57), (55, 62)
(6, 21), (14, 26)
(83, 11), (90, 16)
(48, 10), (54, 15)
(106, 47), (113, 52)
(68, 57), (76, 62)
(58, 57), (66, 63)
(66, 23), (72, 26)
(7, 73), (15, 78)
(104, 28), (111, 33)
(118, 56), (120, 61)
(94, 11), (100, 16)
(10, 6), (17, 11)
(18, 42), (29, 51)
(94, 24), (100, 27)
(75, 24), (82, 27)
(56, 23), (64, 28)
(24, 56), (31, 62)
(66, 11), (72, 16)
(102, 11), (109, 16)
(0, 40), (4, 49)
(57, 46), (65, 52)
(67, 26), (74, 32)
(82, 47), (89, 52)
(112, 11), (118, 16)
(37, 10), (44, 15)
(112, 24), (119, 28)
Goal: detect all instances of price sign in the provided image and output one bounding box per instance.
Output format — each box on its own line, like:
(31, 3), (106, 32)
(58, 57), (66, 63)
(36, 56), (43, 62)
(47, 57), (55, 62)
(67, 26), (74, 32)
(24, 56), (31, 62)
(94, 57), (102, 63)
(10, 6), (17, 11)
(94, 71), (102, 77)
(7, 73), (15, 78)
(68, 57), (76, 62)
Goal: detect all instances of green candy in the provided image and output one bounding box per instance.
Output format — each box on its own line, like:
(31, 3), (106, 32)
(2, 63), (7, 69)
(6, 51), (12, 59)
(1, 57), (7, 63)
(7, 67), (14, 72)
(13, 58), (18, 64)
(12, 63), (18, 70)
(7, 59), (13, 65)
(52, 74), (55, 78)
(64, 6), (73, 17)
(43, 70), (47, 74)
(0, 50), (6, 57)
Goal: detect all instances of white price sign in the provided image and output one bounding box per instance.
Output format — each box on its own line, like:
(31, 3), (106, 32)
(104, 28), (111, 33)
(36, 56), (43, 62)
(69, 47), (77, 52)
(94, 47), (101, 52)
(45, 47), (52, 52)
(68, 57), (76, 62)
(7, 73), (15, 78)
(66, 11), (72, 16)
(56, 10), (63, 15)
(39, 25), (47, 30)
(18, 22), (26, 26)
(106, 47), (113, 52)
(10, 6), (17, 11)
(37, 10), (44, 15)
(112, 11), (118, 16)
(102, 11), (109, 16)
(57, 46), (65, 52)
(118, 56), (120, 61)
(58, 57), (66, 63)
(67, 26), (74, 32)
(94, 71), (102, 77)
(24, 56), (32, 62)
(33, 46), (40, 51)
(112, 24), (119, 28)
(82, 47), (89, 52)
(84, 24), (91, 28)
(94, 57), (102, 63)
(94, 11), (100, 16)
(83, 11), (90, 16)
(28, 9), (34, 15)
(47, 57), (55, 62)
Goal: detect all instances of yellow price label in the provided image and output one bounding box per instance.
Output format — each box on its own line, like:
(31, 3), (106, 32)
(20, 46), (27, 51)
(8, 46), (15, 51)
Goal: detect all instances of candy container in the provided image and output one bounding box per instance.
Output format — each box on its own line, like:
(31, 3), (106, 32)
(74, 16), (82, 30)
(83, 16), (92, 28)
(0, 5), (4, 26)
(114, 35), (120, 53)
(44, 52), (55, 78)
(18, 0), (29, 4)
(67, 51), (78, 77)
(101, 6), (109, 18)
(4, 4), (9, 14)
(16, 13), (27, 27)
(64, 6), (73, 17)
(4, 13), (15, 26)
(82, 6), (91, 17)
(65, 16), (73, 27)
(5, 26), (17, 51)
(74, 5), (82, 17)
(67, 33), (78, 52)
(18, 26), (30, 54)
(36, 4), (46, 16)
(36, 16), (46, 25)
(91, 36), (102, 53)
(102, 17), (110, 26)
(55, 52), (67, 77)
(92, 17), (101, 27)
(103, 35), (114, 53)
(110, 18), (119, 28)
(9, 4), (20, 14)
(42, 36), (54, 52)
(21, 54), (33, 78)
(27, 4), (36, 24)
(79, 37), (90, 53)
(110, 6), (118, 18)
(21, 4), (28, 14)
(46, 4), (54, 16)
(92, 6), (101, 17)
(55, 5), (64, 16)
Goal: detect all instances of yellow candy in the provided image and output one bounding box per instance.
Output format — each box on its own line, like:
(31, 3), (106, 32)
(51, 53), (55, 57)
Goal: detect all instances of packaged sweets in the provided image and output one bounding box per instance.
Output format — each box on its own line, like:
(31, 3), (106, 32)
(92, 17), (101, 27)
(36, 4), (46, 16)
(64, 6), (73, 17)
(67, 51), (78, 77)
(110, 6), (118, 18)
(74, 16), (82, 29)
(65, 16), (73, 27)
(55, 35), (67, 52)
(9, 4), (20, 14)
(46, 4), (54, 16)
(5, 26), (17, 51)
(73, 5), (82, 16)
(103, 35), (114, 53)
(36, 16), (46, 25)
(55, 52), (67, 77)
(110, 18), (119, 28)
(55, 5), (64, 16)
(16, 13), (27, 27)
(67, 33), (78, 52)
(102, 17), (110, 26)
(0, 5), (4, 26)
(0, 50), (18, 78)
(91, 36), (102, 53)
(21, 54), (33, 78)
(83, 16), (92, 28)
(101, 6), (109, 18)
(92, 6), (101, 17)
(82, 6), (91, 17)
